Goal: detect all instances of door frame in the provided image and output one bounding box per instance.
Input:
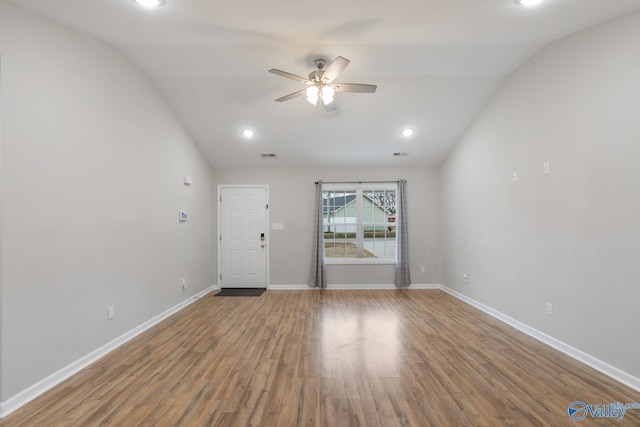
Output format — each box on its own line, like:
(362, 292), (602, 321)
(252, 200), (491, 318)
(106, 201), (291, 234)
(217, 184), (270, 289)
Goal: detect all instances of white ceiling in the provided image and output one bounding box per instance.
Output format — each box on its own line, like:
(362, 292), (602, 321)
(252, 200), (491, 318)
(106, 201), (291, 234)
(9, 0), (640, 168)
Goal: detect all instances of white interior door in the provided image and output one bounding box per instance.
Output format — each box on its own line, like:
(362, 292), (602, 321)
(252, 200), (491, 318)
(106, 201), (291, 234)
(219, 187), (268, 288)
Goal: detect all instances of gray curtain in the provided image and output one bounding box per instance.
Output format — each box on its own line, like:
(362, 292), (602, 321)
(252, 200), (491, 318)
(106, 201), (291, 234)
(395, 179), (411, 287)
(308, 181), (327, 288)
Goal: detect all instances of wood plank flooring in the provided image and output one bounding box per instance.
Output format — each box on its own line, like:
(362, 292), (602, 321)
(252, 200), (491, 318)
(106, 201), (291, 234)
(2, 290), (639, 426)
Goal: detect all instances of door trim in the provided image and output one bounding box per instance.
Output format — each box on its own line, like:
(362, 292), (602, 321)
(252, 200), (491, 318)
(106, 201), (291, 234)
(217, 185), (270, 289)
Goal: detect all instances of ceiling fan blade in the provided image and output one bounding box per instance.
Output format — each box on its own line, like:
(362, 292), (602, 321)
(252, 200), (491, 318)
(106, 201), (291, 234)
(322, 56), (350, 83)
(332, 83), (377, 93)
(275, 89), (306, 102)
(269, 69), (311, 84)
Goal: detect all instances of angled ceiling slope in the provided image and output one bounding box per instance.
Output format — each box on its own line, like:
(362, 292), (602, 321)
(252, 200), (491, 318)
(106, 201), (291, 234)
(8, 0), (640, 168)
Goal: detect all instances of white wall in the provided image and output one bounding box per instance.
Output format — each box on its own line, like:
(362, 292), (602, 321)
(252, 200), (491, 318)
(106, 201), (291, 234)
(440, 11), (640, 378)
(0, 2), (215, 400)
(212, 167), (440, 286)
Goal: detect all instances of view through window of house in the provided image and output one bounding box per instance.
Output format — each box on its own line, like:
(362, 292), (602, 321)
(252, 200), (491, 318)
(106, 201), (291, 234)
(322, 184), (397, 262)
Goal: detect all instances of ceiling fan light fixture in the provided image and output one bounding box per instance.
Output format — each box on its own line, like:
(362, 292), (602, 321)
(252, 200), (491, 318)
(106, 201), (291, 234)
(321, 86), (335, 105)
(306, 86), (319, 105)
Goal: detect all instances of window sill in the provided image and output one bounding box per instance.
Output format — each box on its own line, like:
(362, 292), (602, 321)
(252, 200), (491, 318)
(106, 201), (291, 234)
(325, 258), (396, 265)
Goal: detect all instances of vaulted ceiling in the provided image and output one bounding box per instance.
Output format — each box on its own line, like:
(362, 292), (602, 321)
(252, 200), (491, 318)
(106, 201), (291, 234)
(8, 0), (640, 168)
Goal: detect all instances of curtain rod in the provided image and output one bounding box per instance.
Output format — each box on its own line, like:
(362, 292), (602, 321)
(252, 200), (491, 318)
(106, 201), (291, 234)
(314, 180), (405, 184)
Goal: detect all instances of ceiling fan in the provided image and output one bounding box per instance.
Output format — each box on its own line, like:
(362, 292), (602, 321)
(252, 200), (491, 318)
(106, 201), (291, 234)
(269, 56), (377, 111)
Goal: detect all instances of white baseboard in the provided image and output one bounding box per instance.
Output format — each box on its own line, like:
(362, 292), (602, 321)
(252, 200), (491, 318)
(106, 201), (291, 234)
(440, 286), (640, 393)
(406, 284), (441, 290)
(0, 285), (216, 419)
(268, 283), (440, 290)
(268, 284), (310, 290)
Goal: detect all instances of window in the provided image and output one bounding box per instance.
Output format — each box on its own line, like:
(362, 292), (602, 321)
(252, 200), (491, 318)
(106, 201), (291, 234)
(322, 183), (397, 263)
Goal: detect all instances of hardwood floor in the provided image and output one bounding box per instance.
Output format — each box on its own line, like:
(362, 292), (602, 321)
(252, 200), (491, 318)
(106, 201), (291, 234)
(2, 290), (639, 426)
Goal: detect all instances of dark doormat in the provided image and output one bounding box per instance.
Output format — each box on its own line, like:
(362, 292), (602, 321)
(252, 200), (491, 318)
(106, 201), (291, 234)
(215, 288), (266, 297)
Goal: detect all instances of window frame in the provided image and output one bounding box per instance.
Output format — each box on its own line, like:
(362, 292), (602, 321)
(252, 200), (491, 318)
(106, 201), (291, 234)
(322, 182), (397, 265)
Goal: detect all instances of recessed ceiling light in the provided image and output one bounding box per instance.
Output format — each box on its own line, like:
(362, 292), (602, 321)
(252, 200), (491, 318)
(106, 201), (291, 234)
(402, 128), (414, 137)
(132, 0), (165, 8)
(516, 0), (543, 6)
(242, 129), (255, 138)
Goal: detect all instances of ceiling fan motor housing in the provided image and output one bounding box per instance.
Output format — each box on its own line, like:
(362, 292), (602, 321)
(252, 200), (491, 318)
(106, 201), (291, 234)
(309, 58), (329, 83)
(309, 69), (325, 83)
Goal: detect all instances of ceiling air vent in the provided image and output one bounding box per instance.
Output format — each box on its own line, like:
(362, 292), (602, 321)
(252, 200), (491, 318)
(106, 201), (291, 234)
(261, 153), (277, 158)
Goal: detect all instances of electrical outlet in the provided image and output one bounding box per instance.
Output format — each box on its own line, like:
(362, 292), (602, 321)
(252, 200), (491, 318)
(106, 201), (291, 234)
(108, 305), (115, 320)
(463, 273), (470, 284)
(543, 162), (551, 175)
(182, 278), (188, 290)
(546, 302), (553, 316)
(512, 171), (518, 182)
(420, 266), (426, 273)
